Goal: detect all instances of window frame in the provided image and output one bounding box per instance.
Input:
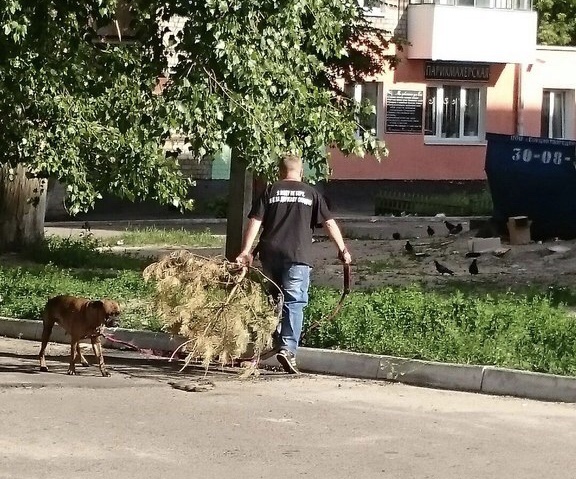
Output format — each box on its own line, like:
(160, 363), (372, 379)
(345, 81), (384, 138)
(409, 0), (532, 9)
(424, 83), (487, 144)
(358, 0), (388, 17)
(540, 89), (572, 140)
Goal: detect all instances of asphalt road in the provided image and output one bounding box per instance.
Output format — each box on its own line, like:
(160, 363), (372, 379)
(1, 337), (575, 479)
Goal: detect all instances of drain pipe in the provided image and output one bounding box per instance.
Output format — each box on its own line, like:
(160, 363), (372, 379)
(514, 63), (525, 135)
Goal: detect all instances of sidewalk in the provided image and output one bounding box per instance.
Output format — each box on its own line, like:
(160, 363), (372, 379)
(1, 316), (575, 403)
(45, 214), (488, 243)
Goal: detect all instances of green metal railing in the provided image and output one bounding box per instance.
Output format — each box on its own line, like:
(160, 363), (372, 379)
(374, 190), (494, 216)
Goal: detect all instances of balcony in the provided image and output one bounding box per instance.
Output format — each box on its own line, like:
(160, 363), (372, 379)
(407, 0), (538, 64)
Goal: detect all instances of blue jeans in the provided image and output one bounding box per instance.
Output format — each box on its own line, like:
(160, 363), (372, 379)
(262, 261), (311, 355)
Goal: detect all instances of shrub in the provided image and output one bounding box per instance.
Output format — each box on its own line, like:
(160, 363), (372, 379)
(25, 236), (147, 270)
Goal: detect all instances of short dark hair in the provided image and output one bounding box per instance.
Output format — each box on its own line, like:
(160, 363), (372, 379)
(279, 154), (302, 174)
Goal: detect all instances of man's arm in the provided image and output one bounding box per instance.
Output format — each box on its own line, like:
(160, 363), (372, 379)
(323, 219), (352, 264)
(235, 217), (263, 266)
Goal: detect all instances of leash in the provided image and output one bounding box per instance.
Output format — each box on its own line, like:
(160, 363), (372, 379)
(100, 330), (183, 360)
(100, 331), (144, 352)
(300, 261), (351, 340)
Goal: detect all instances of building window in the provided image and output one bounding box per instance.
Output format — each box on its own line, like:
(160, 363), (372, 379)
(409, 0), (532, 9)
(345, 82), (381, 135)
(541, 90), (566, 139)
(424, 85), (484, 141)
(358, 0), (390, 16)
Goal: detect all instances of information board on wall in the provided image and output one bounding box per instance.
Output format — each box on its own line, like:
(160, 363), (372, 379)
(385, 89), (423, 134)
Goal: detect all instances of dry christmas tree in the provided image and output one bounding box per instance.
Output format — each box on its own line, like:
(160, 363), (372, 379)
(142, 250), (281, 376)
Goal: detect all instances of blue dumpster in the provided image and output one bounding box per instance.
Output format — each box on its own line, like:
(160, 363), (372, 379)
(485, 133), (576, 240)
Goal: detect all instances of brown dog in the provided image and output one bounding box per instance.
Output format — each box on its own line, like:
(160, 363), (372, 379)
(38, 295), (121, 377)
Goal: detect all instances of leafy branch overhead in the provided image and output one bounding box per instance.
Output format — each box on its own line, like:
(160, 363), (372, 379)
(535, 0), (576, 46)
(1, 0), (398, 213)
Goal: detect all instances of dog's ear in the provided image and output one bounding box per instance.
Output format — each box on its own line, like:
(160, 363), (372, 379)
(85, 300), (107, 324)
(88, 300), (105, 310)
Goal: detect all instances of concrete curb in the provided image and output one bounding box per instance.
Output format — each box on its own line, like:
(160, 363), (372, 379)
(481, 366), (576, 403)
(376, 355), (485, 392)
(297, 348), (381, 379)
(1, 317), (575, 403)
(0, 317), (185, 352)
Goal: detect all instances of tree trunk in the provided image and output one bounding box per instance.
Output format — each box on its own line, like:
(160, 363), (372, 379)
(0, 163), (47, 253)
(225, 151), (253, 261)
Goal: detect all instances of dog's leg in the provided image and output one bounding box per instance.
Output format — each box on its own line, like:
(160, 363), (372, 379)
(76, 344), (90, 367)
(91, 336), (110, 377)
(39, 318), (54, 372)
(67, 339), (79, 375)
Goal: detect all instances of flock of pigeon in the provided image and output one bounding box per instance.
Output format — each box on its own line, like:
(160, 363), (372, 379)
(398, 220), (479, 277)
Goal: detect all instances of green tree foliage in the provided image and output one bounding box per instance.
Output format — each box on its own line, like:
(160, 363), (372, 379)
(0, 0), (394, 214)
(535, 0), (576, 46)
(1, 1), (191, 213)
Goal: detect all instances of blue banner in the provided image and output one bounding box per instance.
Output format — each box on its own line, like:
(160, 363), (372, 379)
(485, 133), (576, 239)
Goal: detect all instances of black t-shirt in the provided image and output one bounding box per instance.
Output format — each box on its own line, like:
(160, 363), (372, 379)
(249, 180), (333, 266)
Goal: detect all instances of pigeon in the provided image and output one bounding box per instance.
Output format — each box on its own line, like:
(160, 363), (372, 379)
(82, 221), (91, 232)
(405, 240), (414, 253)
(449, 223), (463, 235)
(392, 232), (401, 240)
(427, 225), (435, 237)
(444, 220), (456, 232)
(434, 260), (454, 276)
(468, 259), (479, 275)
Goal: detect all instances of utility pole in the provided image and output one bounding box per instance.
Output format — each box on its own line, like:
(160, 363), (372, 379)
(225, 151), (253, 261)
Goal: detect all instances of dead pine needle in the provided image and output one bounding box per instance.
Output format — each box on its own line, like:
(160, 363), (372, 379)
(143, 250), (280, 377)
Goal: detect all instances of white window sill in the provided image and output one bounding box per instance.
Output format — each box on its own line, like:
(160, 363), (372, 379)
(362, 7), (387, 17)
(424, 137), (487, 146)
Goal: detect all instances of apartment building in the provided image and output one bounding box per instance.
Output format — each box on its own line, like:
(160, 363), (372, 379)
(329, 0), (576, 187)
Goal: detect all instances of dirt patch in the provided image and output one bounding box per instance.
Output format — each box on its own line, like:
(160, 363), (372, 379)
(8, 220), (576, 293)
(306, 228), (576, 291)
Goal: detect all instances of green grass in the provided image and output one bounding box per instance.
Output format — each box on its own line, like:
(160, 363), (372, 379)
(0, 237), (161, 330)
(101, 227), (224, 248)
(0, 264), (161, 330)
(356, 257), (405, 274)
(24, 236), (149, 270)
(304, 285), (576, 376)
(433, 279), (576, 308)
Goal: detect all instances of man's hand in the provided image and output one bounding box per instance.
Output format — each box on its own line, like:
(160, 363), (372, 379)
(338, 248), (352, 264)
(235, 251), (254, 267)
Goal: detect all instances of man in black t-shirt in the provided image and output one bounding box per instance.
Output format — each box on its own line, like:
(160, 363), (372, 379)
(236, 154), (352, 374)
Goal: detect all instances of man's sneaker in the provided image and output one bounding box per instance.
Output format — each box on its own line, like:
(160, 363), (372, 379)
(276, 349), (300, 374)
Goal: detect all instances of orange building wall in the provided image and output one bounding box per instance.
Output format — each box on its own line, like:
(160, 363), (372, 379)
(329, 59), (519, 181)
(520, 47), (576, 139)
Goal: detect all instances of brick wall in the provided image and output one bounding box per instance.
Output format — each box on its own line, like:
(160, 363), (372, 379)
(178, 156), (213, 179)
(164, 136), (214, 179)
(366, 0), (408, 41)
(395, 0), (409, 39)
